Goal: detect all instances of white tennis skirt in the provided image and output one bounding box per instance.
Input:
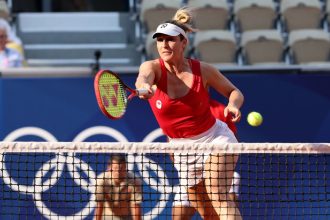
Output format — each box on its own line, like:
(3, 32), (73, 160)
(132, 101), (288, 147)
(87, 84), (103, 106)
(169, 119), (237, 187)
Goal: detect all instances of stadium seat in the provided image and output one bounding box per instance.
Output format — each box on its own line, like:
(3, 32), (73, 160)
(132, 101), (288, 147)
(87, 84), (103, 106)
(240, 30), (284, 65)
(145, 32), (159, 59)
(280, 0), (323, 32)
(139, 0), (181, 32)
(233, 0), (277, 32)
(17, 13), (140, 67)
(288, 29), (330, 64)
(187, 0), (230, 30)
(193, 30), (237, 64)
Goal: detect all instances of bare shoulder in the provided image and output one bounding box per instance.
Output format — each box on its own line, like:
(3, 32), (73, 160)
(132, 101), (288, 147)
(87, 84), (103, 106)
(199, 61), (220, 74)
(95, 172), (107, 185)
(127, 172), (142, 186)
(199, 61), (224, 85)
(97, 171), (107, 179)
(139, 59), (160, 72)
(138, 59), (161, 83)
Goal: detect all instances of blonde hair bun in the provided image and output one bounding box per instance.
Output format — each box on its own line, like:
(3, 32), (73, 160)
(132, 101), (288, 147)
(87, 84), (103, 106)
(172, 7), (193, 25)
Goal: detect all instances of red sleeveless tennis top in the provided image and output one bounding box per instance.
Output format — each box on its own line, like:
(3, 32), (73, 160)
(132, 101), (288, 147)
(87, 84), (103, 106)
(148, 58), (215, 138)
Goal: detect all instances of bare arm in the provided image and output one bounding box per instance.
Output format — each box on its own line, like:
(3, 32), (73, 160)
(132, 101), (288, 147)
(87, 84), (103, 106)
(135, 60), (159, 99)
(130, 178), (143, 220)
(94, 176), (105, 220)
(228, 193), (239, 208)
(202, 63), (244, 122)
(131, 203), (142, 220)
(94, 201), (104, 220)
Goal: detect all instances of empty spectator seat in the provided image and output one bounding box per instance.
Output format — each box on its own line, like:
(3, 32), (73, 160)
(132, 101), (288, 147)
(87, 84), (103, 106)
(140, 0), (181, 32)
(187, 0), (230, 30)
(280, 0), (322, 32)
(193, 30), (237, 64)
(234, 0), (277, 32)
(240, 29), (284, 65)
(288, 29), (330, 64)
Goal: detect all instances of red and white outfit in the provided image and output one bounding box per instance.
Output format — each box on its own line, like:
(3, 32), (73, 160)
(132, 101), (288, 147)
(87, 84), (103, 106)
(173, 100), (240, 206)
(149, 58), (237, 187)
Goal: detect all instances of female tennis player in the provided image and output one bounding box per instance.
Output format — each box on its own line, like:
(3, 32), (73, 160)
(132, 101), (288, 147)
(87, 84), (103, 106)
(135, 7), (244, 220)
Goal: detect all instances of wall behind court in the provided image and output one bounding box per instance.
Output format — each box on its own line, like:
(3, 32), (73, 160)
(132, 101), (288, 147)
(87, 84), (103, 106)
(1, 72), (329, 143)
(0, 71), (329, 219)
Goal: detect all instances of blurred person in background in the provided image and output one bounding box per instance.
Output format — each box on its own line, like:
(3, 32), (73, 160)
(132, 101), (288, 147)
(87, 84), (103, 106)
(0, 18), (23, 46)
(94, 154), (143, 220)
(0, 19), (23, 68)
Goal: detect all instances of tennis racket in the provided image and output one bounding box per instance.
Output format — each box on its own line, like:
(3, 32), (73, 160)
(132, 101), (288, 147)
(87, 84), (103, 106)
(94, 69), (148, 120)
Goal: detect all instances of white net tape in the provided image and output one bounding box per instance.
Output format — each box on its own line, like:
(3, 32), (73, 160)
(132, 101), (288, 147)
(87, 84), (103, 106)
(0, 142), (329, 153)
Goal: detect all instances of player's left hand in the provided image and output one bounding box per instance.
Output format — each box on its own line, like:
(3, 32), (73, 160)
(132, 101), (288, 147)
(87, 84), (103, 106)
(224, 105), (241, 123)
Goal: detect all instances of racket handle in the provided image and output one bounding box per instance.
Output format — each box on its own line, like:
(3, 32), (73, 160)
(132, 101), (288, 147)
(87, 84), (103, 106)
(136, 88), (149, 96)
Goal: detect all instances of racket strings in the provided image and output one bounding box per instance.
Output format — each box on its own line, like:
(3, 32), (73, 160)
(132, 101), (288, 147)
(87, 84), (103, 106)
(99, 73), (127, 118)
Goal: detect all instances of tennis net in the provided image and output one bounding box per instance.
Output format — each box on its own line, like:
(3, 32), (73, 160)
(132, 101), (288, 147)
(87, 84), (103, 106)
(0, 142), (329, 219)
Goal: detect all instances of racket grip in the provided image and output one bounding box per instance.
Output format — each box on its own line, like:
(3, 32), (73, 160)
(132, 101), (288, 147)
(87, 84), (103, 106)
(136, 88), (149, 96)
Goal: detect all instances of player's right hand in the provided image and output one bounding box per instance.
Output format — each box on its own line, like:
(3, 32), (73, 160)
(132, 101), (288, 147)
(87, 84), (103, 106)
(138, 83), (155, 99)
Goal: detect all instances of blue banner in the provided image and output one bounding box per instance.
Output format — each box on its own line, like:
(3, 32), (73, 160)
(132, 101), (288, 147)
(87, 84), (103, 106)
(0, 73), (329, 219)
(1, 73), (330, 142)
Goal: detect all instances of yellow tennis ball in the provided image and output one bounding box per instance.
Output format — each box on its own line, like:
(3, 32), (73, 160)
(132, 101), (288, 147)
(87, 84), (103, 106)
(247, 112), (263, 127)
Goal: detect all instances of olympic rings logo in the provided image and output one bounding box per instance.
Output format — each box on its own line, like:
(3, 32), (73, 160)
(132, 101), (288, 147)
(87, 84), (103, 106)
(0, 126), (171, 220)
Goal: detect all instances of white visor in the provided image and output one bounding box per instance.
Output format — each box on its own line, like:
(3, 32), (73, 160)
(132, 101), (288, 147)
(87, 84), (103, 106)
(152, 23), (187, 39)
